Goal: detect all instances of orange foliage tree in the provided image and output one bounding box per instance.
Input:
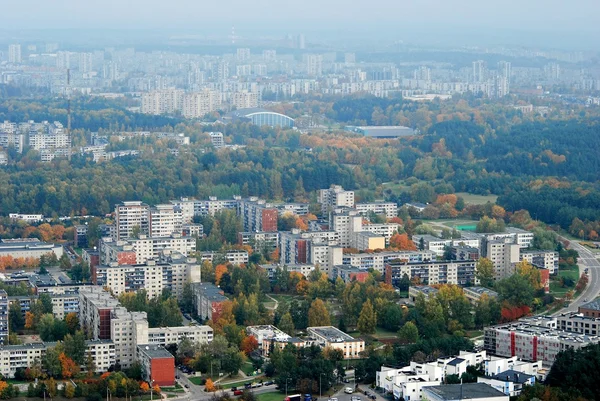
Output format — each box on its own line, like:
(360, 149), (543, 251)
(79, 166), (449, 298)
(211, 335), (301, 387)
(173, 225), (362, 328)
(25, 311), (35, 329)
(215, 264), (228, 285)
(241, 335), (259, 355)
(389, 233), (417, 251)
(140, 382), (150, 393)
(59, 353), (80, 378)
(205, 378), (216, 392)
(296, 280), (309, 295)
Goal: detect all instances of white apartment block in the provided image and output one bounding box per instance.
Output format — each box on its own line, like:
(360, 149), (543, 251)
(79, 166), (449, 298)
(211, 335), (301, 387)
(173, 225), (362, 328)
(310, 244), (343, 278)
(209, 131), (224, 148)
(85, 340), (117, 373)
(0, 132), (25, 153)
(261, 263), (316, 279)
(170, 196), (240, 217)
(200, 250), (249, 266)
(8, 44), (21, 64)
(520, 250), (559, 274)
(412, 234), (481, 257)
(147, 325), (213, 347)
(318, 185), (354, 214)
(238, 231), (279, 250)
(96, 256), (201, 300)
(182, 90), (222, 118)
(50, 294), (80, 319)
(110, 307), (149, 368)
(486, 241), (520, 280)
(27, 121), (71, 151)
(330, 209), (363, 247)
(246, 325), (291, 347)
(386, 260), (477, 287)
(79, 287), (120, 341)
(362, 223), (401, 245)
(149, 204), (184, 237)
(353, 232), (385, 251)
(115, 201), (150, 241)
(133, 235), (197, 263)
(231, 91), (259, 109)
(483, 228), (534, 249)
(8, 213), (44, 223)
(141, 89), (184, 115)
(342, 250), (435, 274)
(356, 202), (398, 219)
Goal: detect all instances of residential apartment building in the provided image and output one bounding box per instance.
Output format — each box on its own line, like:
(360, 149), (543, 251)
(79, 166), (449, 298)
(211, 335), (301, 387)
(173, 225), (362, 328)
(408, 285), (439, 302)
(318, 185), (354, 214)
(385, 260), (477, 287)
(111, 307), (149, 368)
(332, 265), (370, 283)
(209, 131), (224, 148)
(0, 132), (25, 153)
(520, 250), (559, 275)
(191, 283), (228, 322)
(0, 239), (64, 260)
(0, 291), (7, 344)
(149, 204), (184, 237)
(355, 202), (398, 219)
(412, 234), (481, 257)
(330, 208), (363, 247)
(181, 90), (221, 118)
(239, 198), (278, 232)
(231, 91), (259, 109)
(261, 263), (316, 280)
(200, 250), (249, 266)
(307, 326), (364, 359)
(147, 325), (213, 347)
(464, 287), (499, 305)
(28, 122), (71, 151)
(238, 231), (280, 251)
(246, 325), (291, 353)
(137, 344), (175, 386)
(342, 250), (435, 274)
(99, 234), (196, 265)
(141, 89), (184, 115)
(309, 243), (343, 277)
(115, 201), (150, 241)
(95, 255), (200, 300)
(486, 241), (520, 280)
(86, 340), (117, 373)
(79, 287), (121, 340)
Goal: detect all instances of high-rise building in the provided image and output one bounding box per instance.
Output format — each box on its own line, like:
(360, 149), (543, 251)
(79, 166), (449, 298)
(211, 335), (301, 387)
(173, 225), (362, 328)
(236, 48), (251, 61)
(473, 60), (486, 83)
(231, 91), (259, 109)
(344, 53), (356, 64)
(0, 290), (8, 343)
(141, 89), (185, 115)
(213, 60), (230, 81)
(149, 204), (183, 238)
(79, 52), (93, 74)
(318, 185), (355, 214)
(263, 50), (276, 61)
(79, 287), (121, 340)
(115, 201), (150, 241)
(238, 198), (278, 232)
(182, 90), (221, 118)
(305, 54), (323, 76)
(8, 44), (21, 64)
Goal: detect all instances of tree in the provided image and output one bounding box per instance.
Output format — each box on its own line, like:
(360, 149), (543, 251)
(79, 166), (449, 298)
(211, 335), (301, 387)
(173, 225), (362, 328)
(475, 258), (495, 288)
(389, 233), (417, 251)
(9, 302), (24, 332)
(64, 383), (75, 399)
(139, 382), (150, 393)
(205, 378), (216, 392)
(308, 298), (331, 327)
(278, 312), (295, 335)
(496, 274), (534, 308)
(241, 335), (259, 355)
(63, 331), (86, 365)
(474, 294), (501, 329)
(357, 299), (377, 335)
(39, 294), (53, 314)
(180, 281), (194, 314)
(43, 346), (63, 378)
(59, 254), (71, 269)
(397, 321), (419, 344)
(65, 313), (79, 334)
(59, 353), (80, 378)
(515, 260), (542, 291)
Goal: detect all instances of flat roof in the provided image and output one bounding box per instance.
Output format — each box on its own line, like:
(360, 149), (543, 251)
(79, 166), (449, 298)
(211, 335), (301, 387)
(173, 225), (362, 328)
(424, 383), (507, 400)
(491, 369), (534, 384)
(308, 326), (358, 342)
(137, 344), (174, 359)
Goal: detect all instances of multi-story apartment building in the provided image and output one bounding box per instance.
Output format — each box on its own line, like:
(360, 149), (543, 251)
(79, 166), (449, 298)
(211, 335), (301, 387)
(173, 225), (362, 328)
(231, 91), (259, 109)
(342, 250), (435, 274)
(330, 208), (363, 247)
(191, 283), (228, 322)
(307, 326), (364, 359)
(279, 229), (339, 265)
(260, 263), (316, 280)
(209, 132), (224, 148)
(520, 250), (559, 275)
(238, 198), (278, 232)
(361, 223), (401, 245)
(463, 287), (499, 304)
(100, 235), (196, 266)
(200, 250), (249, 266)
(28, 122), (70, 150)
(115, 201), (150, 241)
(147, 325), (213, 347)
(412, 234), (481, 257)
(86, 340), (116, 373)
(318, 185), (354, 214)
(79, 287), (121, 340)
(0, 291), (7, 344)
(111, 307), (149, 368)
(182, 90), (221, 118)
(238, 231), (280, 251)
(486, 241), (521, 280)
(95, 255), (200, 300)
(355, 202), (398, 219)
(385, 260), (477, 287)
(0, 132), (25, 153)
(149, 204), (184, 237)
(484, 321), (600, 365)
(309, 243), (343, 277)
(8, 44), (22, 64)
(170, 196), (240, 218)
(141, 89), (184, 115)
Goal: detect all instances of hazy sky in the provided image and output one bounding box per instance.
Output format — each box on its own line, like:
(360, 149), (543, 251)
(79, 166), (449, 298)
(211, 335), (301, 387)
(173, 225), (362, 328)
(2, 0), (599, 47)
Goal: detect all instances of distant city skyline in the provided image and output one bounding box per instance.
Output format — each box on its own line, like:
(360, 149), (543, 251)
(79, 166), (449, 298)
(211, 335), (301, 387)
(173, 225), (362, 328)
(0, 0), (599, 49)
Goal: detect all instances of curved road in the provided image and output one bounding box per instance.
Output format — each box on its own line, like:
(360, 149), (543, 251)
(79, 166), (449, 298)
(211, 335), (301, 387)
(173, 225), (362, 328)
(552, 238), (600, 315)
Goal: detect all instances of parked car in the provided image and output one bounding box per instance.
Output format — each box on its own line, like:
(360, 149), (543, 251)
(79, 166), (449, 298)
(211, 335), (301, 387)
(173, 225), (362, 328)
(343, 378), (350, 383)
(231, 387), (237, 391)
(184, 385), (189, 389)
(351, 396), (362, 401)
(264, 381), (274, 386)
(244, 383), (252, 389)
(370, 395), (376, 400)
(234, 390), (243, 396)
(345, 388), (354, 394)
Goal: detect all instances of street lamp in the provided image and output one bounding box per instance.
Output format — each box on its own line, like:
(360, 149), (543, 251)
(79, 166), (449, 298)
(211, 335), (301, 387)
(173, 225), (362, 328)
(285, 377), (292, 396)
(319, 373), (325, 398)
(150, 380), (155, 401)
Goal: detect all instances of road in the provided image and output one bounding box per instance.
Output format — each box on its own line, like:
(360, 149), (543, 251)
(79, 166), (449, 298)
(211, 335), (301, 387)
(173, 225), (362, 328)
(174, 370), (280, 401)
(552, 238), (600, 315)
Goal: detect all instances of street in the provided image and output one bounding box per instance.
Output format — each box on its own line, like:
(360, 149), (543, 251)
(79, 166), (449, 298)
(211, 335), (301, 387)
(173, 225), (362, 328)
(553, 238), (600, 315)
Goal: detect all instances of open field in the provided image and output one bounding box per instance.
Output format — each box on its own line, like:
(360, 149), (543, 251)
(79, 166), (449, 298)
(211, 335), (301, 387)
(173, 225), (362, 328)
(550, 265), (580, 296)
(257, 392), (284, 401)
(455, 192), (498, 205)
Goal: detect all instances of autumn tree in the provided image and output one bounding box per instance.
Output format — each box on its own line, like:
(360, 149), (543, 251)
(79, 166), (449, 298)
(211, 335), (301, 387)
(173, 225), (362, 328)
(241, 335), (259, 355)
(308, 298), (331, 327)
(140, 382), (150, 393)
(59, 353), (79, 378)
(389, 233), (417, 251)
(357, 299), (377, 335)
(215, 264), (228, 285)
(515, 260), (542, 291)
(205, 378), (216, 392)
(278, 312), (295, 335)
(397, 321), (419, 344)
(476, 258), (495, 288)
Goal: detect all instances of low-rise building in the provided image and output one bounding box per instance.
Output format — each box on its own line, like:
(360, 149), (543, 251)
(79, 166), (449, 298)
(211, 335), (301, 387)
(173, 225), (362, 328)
(578, 300), (600, 318)
(192, 283), (228, 322)
(307, 326), (365, 359)
(261, 263), (316, 280)
(408, 285), (439, 302)
(137, 344), (175, 386)
(332, 265), (370, 283)
(423, 383), (509, 401)
(464, 287), (499, 305)
(478, 370), (535, 397)
(0, 239), (63, 260)
(355, 202), (398, 219)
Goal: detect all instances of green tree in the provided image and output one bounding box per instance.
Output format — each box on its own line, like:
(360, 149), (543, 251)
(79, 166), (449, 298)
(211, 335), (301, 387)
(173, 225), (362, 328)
(39, 294), (54, 314)
(180, 282), (194, 314)
(278, 312), (295, 335)
(59, 254), (71, 269)
(475, 258), (495, 288)
(496, 274), (534, 307)
(9, 302), (24, 332)
(357, 299), (377, 335)
(397, 321), (419, 344)
(43, 345), (63, 378)
(308, 298), (331, 327)
(63, 331), (86, 365)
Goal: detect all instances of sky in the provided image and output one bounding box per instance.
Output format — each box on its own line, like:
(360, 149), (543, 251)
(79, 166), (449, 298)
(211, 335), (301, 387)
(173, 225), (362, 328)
(1, 0), (599, 48)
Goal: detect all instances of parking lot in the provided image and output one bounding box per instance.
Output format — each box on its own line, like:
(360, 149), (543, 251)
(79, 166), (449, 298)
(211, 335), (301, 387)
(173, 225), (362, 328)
(326, 386), (388, 401)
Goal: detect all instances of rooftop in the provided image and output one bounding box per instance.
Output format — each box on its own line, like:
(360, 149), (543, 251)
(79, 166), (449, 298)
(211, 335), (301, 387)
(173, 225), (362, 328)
(580, 299), (600, 311)
(424, 383), (507, 400)
(464, 287), (499, 298)
(410, 285), (439, 295)
(308, 326), (358, 343)
(137, 344), (174, 359)
(491, 369), (534, 384)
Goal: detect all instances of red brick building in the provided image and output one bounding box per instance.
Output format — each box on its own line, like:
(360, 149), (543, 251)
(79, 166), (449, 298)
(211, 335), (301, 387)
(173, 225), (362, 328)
(137, 345), (175, 387)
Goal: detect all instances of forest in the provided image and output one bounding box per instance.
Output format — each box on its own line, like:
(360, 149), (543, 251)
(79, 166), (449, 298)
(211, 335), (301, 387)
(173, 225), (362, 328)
(1, 95), (600, 237)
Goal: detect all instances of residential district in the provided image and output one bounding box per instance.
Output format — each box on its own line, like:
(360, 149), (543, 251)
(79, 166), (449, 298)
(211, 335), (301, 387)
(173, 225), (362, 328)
(0, 183), (595, 401)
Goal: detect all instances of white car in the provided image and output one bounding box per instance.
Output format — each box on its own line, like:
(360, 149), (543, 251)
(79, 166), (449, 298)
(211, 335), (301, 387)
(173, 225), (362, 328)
(345, 388), (353, 394)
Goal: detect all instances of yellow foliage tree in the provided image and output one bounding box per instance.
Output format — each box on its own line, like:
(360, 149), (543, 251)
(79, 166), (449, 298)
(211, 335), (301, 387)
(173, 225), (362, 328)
(140, 382), (150, 393)
(205, 378), (216, 392)
(25, 311), (35, 329)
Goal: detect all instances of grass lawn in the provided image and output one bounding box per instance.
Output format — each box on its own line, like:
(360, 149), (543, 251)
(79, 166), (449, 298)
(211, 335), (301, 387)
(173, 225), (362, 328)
(455, 192), (498, 205)
(241, 362), (256, 376)
(465, 330), (484, 339)
(550, 265), (580, 296)
(257, 392), (284, 401)
(189, 376), (205, 386)
(374, 327), (398, 339)
(220, 377), (266, 389)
